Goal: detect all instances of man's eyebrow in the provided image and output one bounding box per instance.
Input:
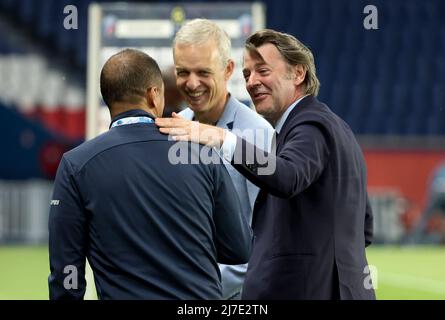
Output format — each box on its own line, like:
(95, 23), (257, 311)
(244, 62), (268, 72)
(243, 61), (269, 73)
(255, 62), (268, 68)
(176, 67), (213, 72)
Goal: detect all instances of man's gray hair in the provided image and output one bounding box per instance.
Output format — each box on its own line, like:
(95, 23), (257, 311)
(173, 19), (231, 68)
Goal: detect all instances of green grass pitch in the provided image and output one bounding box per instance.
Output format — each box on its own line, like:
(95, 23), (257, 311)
(0, 245), (444, 300)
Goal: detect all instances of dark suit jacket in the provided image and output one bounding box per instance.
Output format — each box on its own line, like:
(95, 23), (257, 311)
(232, 96), (375, 300)
(48, 109), (252, 300)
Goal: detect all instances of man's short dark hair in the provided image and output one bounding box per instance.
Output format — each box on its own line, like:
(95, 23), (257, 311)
(100, 48), (163, 107)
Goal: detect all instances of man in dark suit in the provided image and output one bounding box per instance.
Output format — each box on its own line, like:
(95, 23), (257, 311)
(48, 49), (252, 299)
(156, 30), (376, 300)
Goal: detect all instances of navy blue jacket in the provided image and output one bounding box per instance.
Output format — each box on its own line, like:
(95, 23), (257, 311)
(48, 109), (252, 300)
(232, 96), (375, 300)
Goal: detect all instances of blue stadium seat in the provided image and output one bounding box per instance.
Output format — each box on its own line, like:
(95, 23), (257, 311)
(424, 0), (443, 28)
(405, 0), (425, 25)
(290, 1), (310, 33)
(411, 85), (432, 116)
(350, 84), (370, 111)
(416, 56), (435, 84)
(343, 28), (361, 59)
(344, 112), (363, 134)
(355, 52), (377, 84)
(363, 114), (385, 134)
(405, 113), (427, 135)
(432, 84), (445, 112)
(334, 53), (356, 85)
(18, 0), (36, 25)
(316, 53), (336, 90)
(36, 0), (58, 41)
(266, 0), (293, 33)
(384, 114), (406, 135)
(328, 83), (349, 118)
(1, 0), (442, 138)
(302, 16), (325, 52)
(419, 26), (438, 60)
(0, 0), (18, 11)
(328, 0), (349, 27)
(391, 84), (411, 117)
(383, 0), (404, 28)
(369, 83), (390, 117)
(434, 56), (445, 82)
(426, 113), (445, 135)
(395, 52), (417, 85)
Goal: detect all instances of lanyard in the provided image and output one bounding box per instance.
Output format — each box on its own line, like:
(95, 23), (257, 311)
(111, 116), (154, 128)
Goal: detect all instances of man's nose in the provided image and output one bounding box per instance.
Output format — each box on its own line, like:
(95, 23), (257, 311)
(246, 73), (260, 90)
(185, 73), (200, 90)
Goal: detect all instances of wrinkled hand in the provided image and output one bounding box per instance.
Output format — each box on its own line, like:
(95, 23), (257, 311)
(155, 112), (226, 148)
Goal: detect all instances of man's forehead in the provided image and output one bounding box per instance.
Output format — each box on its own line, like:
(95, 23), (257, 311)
(174, 44), (220, 66)
(174, 40), (219, 56)
(244, 43), (287, 68)
(243, 48), (267, 68)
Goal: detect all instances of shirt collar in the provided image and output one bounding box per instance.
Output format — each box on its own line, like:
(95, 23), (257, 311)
(215, 94), (237, 130)
(109, 109), (156, 129)
(275, 95), (309, 134)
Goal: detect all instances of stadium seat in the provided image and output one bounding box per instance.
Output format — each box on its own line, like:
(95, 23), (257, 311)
(369, 83), (390, 117)
(0, 0), (443, 138)
(416, 56), (435, 85)
(328, 83), (349, 118)
(434, 56), (445, 82)
(432, 84), (445, 113)
(18, 0), (36, 25)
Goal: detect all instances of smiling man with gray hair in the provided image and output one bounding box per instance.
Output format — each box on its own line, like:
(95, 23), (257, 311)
(170, 19), (274, 299)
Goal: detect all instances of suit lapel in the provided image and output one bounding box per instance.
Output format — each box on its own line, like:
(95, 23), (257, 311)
(275, 95), (315, 152)
(252, 96), (317, 226)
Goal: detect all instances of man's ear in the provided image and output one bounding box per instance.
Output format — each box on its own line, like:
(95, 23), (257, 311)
(147, 85), (165, 117)
(146, 86), (160, 107)
(224, 59), (235, 81)
(293, 64), (306, 86)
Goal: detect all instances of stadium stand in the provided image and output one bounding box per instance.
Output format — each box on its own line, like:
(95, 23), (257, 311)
(0, 0), (444, 243)
(0, 0), (443, 139)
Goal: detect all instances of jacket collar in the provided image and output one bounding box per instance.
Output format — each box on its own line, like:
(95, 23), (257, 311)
(109, 109), (156, 129)
(278, 95), (315, 134)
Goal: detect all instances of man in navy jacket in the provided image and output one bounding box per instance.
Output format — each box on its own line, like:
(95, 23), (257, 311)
(157, 30), (376, 300)
(48, 49), (252, 299)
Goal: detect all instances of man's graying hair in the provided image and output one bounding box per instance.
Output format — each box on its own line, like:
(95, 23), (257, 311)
(246, 29), (320, 96)
(173, 19), (232, 68)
